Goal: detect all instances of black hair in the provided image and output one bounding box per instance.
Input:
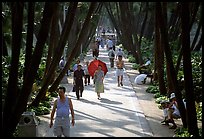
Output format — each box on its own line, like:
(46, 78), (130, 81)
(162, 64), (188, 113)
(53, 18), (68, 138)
(58, 86), (66, 93)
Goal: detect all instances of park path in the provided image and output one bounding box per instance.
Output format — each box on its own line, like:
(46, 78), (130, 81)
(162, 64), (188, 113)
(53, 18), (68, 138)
(37, 46), (179, 137)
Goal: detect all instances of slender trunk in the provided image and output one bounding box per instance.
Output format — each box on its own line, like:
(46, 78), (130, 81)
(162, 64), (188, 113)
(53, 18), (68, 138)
(30, 2), (78, 107)
(24, 2), (35, 80)
(3, 2), (24, 137)
(3, 2), (55, 136)
(49, 2), (98, 92)
(155, 4), (166, 95)
(156, 2), (187, 128)
(138, 2), (148, 64)
(43, 4), (60, 81)
(191, 16), (202, 50)
(181, 3), (199, 136)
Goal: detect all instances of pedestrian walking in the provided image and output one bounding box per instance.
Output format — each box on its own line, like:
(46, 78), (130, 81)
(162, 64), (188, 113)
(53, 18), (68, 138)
(108, 47), (115, 68)
(72, 59), (80, 72)
(94, 65), (104, 100)
(59, 57), (65, 71)
(116, 55), (125, 87)
(49, 86), (75, 137)
(83, 61), (90, 86)
(74, 64), (84, 100)
(106, 38), (113, 50)
(116, 48), (125, 59)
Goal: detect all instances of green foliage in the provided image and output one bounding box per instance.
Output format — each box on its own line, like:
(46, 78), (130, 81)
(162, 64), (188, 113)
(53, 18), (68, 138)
(27, 100), (51, 116)
(132, 63), (139, 70)
(128, 55), (136, 63)
(154, 92), (163, 98)
(196, 102), (202, 121)
(173, 126), (202, 137)
(49, 91), (58, 97)
(173, 127), (192, 137)
(155, 96), (168, 104)
(140, 37), (154, 61)
(146, 85), (159, 94)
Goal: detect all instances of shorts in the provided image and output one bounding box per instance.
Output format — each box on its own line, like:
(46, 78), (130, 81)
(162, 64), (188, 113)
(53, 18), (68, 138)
(53, 116), (70, 137)
(116, 68), (124, 76)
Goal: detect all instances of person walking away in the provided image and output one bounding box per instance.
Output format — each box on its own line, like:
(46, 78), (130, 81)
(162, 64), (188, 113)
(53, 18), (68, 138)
(74, 64), (85, 100)
(116, 48), (125, 59)
(59, 57), (65, 71)
(108, 47), (115, 68)
(73, 59), (80, 72)
(92, 40), (99, 58)
(106, 38), (113, 50)
(83, 61), (90, 86)
(94, 65), (104, 100)
(116, 55), (124, 87)
(49, 86), (75, 137)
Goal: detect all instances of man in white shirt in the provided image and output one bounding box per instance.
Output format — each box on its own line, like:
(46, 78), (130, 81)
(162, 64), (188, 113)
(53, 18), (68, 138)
(134, 74), (147, 85)
(138, 58), (151, 74)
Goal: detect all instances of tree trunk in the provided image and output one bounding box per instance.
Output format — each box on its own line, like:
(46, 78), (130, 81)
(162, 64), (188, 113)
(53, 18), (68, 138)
(155, 4), (166, 95)
(181, 2), (199, 137)
(161, 2), (175, 95)
(49, 2), (98, 92)
(2, 2), (24, 137)
(43, 3), (60, 81)
(3, 2), (55, 136)
(24, 2), (35, 80)
(138, 2), (148, 64)
(156, 2), (187, 128)
(191, 16), (202, 51)
(30, 2), (78, 107)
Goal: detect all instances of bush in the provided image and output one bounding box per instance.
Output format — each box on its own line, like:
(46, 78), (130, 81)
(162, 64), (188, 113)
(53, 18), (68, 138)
(27, 100), (51, 116)
(128, 55), (136, 63)
(173, 127), (192, 137)
(155, 96), (168, 104)
(132, 63), (139, 70)
(146, 85), (159, 94)
(154, 92), (163, 98)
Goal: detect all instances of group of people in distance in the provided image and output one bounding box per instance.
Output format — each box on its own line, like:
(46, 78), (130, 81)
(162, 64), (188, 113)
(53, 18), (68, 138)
(72, 58), (105, 100)
(108, 47), (125, 87)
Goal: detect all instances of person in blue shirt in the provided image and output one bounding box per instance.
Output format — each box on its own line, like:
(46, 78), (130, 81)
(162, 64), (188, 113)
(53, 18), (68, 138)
(49, 86), (75, 137)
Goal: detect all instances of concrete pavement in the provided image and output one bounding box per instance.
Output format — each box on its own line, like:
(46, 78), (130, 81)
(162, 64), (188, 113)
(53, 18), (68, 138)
(37, 47), (153, 137)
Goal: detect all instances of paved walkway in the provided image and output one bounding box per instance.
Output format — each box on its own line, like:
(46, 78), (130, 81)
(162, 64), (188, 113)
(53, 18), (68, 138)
(37, 47), (154, 137)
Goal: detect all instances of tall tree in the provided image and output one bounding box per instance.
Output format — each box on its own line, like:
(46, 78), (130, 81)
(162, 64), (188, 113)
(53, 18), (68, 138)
(2, 2), (56, 136)
(154, 3), (166, 95)
(156, 2), (187, 128)
(3, 3), (24, 136)
(30, 2), (78, 107)
(49, 2), (98, 92)
(23, 2), (35, 80)
(181, 2), (199, 137)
